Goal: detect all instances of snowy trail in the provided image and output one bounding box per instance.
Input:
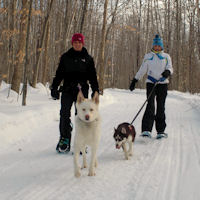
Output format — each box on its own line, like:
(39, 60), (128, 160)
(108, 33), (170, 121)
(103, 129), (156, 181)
(0, 87), (200, 200)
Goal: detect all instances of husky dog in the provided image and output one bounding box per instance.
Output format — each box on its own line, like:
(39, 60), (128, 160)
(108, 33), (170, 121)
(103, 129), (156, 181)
(113, 122), (136, 160)
(74, 91), (101, 177)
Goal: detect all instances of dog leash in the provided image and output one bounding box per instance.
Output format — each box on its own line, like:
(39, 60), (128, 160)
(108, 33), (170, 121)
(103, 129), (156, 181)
(130, 82), (158, 124)
(130, 77), (165, 125)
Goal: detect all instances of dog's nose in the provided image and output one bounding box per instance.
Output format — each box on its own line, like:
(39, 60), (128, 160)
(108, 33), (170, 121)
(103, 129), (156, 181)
(85, 115), (90, 121)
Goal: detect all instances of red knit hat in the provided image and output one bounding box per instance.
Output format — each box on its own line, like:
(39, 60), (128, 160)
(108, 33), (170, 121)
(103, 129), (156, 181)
(71, 33), (84, 45)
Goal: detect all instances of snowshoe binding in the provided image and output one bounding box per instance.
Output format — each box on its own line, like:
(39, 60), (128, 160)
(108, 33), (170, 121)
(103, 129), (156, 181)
(156, 132), (168, 139)
(56, 137), (70, 153)
(140, 131), (152, 138)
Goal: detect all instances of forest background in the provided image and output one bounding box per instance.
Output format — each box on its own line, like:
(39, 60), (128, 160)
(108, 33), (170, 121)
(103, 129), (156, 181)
(0, 0), (199, 104)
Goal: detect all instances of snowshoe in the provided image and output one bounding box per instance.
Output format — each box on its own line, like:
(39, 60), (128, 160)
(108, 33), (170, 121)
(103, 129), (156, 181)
(156, 132), (168, 139)
(56, 137), (70, 153)
(140, 131), (152, 138)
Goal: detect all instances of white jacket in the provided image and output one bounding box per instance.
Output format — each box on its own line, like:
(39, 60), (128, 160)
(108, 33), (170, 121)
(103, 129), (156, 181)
(135, 51), (173, 84)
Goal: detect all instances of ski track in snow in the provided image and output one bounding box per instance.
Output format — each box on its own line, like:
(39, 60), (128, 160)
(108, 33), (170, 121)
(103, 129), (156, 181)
(0, 88), (200, 200)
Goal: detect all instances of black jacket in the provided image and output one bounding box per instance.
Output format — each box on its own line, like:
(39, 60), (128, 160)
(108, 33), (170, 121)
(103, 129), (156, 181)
(51, 47), (99, 95)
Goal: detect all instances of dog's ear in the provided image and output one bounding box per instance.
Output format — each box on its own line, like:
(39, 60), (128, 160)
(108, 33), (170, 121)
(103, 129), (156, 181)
(92, 91), (99, 104)
(77, 91), (85, 104)
(121, 127), (126, 134)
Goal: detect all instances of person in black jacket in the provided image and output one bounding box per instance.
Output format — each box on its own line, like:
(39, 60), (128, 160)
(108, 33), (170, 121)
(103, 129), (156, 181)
(51, 33), (99, 153)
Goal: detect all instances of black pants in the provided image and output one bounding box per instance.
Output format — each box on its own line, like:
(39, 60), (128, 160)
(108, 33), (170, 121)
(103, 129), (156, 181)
(59, 90), (88, 141)
(142, 83), (168, 133)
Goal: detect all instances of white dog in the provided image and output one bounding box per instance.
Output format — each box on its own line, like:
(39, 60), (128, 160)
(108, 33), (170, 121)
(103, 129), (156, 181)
(74, 91), (101, 177)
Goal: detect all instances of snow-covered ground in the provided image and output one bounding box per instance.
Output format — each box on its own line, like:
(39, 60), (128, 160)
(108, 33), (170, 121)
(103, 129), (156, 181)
(0, 82), (200, 200)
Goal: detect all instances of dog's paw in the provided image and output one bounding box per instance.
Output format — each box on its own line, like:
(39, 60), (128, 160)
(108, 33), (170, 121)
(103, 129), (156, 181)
(124, 152), (129, 160)
(88, 170), (96, 176)
(128, 152), (133, 156)
(125, 154), (130, 160)
(75, 171), (81, 178)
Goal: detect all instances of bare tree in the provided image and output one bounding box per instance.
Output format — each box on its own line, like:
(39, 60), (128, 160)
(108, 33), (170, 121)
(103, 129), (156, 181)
(11, 0), (29, 94)
(196, 0), (200, 56)
(7, 0), (17, 83)
(31, 0), (54, 88)
(63, 0), (78, 50)
(22, 0), (33, 106)
(0, 0), (200, 96)
(80, 0), (89, 33)
(41, 23), (50, 85)
(136, 0), (142, 78)
(98, 0), (109, 94)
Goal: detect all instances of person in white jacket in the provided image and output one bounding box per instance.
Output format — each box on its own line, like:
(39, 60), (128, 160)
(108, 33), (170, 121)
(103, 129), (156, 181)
(129, 34), (173, 139)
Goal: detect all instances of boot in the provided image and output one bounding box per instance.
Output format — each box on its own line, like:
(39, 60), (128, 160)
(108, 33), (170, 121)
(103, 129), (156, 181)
(56, 137), (70, 153)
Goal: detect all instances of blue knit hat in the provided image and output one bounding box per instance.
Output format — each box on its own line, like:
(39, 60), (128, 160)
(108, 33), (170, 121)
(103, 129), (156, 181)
(152, 34), (163, 49)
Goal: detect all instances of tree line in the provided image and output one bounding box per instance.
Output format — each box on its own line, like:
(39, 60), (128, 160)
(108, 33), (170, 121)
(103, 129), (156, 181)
(0, 0), (199, 104)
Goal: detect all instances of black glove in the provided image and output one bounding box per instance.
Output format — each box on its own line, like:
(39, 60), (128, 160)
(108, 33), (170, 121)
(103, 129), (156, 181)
(162, 70), (171, 78)
(129, 78), (138, 91)
(51, 88), (60, 100)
